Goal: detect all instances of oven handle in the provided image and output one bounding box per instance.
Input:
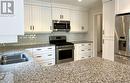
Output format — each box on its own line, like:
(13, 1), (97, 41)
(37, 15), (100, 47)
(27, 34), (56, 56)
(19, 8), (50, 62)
(58, 48), (73, 51)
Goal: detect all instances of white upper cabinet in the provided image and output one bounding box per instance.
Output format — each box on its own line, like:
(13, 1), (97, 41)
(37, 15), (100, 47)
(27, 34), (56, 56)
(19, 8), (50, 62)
(70, 10), (88, 33)
(24, 5), (32, 33)
(24, 1), (89, 33)
(52, 7), (70, 21)
(24, 4), (52, 33)
(103, 0), (115, 37)
(116, 0), (130, 14)
(0, 0), (24, 35)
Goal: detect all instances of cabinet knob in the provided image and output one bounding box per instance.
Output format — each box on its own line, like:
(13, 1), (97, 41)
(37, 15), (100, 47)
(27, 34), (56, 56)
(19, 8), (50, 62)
(81, 26), (84, 30)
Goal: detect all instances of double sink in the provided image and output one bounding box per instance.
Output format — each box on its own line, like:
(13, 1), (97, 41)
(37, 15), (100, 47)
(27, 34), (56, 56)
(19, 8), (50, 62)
(1, 52), (29, 65)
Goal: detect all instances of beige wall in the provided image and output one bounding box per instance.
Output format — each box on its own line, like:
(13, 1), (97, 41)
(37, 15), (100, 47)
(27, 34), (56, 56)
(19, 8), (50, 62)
(86, 7), (102, 41)
(86, 7), (102, 57)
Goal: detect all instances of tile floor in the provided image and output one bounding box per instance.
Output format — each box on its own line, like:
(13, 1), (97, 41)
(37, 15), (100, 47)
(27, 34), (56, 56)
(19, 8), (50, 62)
(97, 52), (130, 65)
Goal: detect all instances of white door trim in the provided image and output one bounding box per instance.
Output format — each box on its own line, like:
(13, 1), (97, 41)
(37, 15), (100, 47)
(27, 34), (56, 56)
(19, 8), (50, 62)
(92, 12), (102, 57)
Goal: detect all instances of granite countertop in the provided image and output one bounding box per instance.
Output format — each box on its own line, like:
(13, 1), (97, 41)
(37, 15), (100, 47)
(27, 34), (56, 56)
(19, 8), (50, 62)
(72, 41), (93, 44)
(1, 57), (130, 83)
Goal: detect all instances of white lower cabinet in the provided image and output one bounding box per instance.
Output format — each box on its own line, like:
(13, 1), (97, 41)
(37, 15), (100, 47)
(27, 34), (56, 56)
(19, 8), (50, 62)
(74, 43), (93, 61)
(25, 46), (55, 66)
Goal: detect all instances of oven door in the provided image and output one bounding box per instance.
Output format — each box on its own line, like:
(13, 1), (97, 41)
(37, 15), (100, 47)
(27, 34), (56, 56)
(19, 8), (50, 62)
(56, 47), (74, 64)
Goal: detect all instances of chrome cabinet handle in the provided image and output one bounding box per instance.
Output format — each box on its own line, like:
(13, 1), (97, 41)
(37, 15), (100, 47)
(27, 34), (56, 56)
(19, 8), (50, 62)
(60, 15), (64, 19)
(88, 56), (91, 58)
(60, 15), (62, 19)
(36, 56), (42, 58)
(48, 63), (52, 65)
(50, 26), (52, 30)
(48, 48), (52, 49)
(48, 54), (52, 56)
(62, 15), (64, 19)
(36, 49), (42, 51)
(33, 26), (34, 30)
(81, 44), (84, 46)
(81, 26), (84, 30)
(88, 44), (91, 45)
(30, 26), (32, 30)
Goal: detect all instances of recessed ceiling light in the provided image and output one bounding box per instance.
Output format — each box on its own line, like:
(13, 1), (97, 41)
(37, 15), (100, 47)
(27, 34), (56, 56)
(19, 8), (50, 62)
(78, 0), (82, 2)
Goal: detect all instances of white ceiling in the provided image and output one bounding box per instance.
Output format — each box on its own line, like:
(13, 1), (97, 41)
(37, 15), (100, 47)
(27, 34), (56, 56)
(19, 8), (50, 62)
(39, 0), (102, 8)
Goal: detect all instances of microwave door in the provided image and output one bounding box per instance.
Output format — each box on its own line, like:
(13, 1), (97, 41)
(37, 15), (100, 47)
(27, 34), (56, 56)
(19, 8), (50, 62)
(54, 23), (66, 29)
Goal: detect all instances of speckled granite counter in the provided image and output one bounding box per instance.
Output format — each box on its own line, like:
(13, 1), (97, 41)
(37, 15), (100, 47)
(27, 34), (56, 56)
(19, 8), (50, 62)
(72, 41), (93, 44)
(1, 57), (130, 83)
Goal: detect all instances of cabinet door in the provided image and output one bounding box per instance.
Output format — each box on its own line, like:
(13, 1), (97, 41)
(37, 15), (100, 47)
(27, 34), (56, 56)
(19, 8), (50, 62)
(40, 7), (52, 32)
(52, 7), (62, 20)
(81, 12), (88, 32)
(52, 7), (70, 20)
(24, 5), (32, 32)
(116, 0), (130, 14)
(61, 8), (70, 20)
(103, 0), (115, 37)
(31, 5), (42, 32)
(24, 5), (52, 33)
(70, 10), (81, 32)
(102, 39), (114, 61)
(70, 10), (88, 33)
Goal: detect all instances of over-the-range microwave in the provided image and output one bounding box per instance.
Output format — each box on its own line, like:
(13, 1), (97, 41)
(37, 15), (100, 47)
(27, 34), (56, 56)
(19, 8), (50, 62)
(52, 20), (70, 32)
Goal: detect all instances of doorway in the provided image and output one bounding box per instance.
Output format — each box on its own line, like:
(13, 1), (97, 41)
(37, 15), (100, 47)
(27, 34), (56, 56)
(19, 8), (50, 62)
(93, 13), (102, 58)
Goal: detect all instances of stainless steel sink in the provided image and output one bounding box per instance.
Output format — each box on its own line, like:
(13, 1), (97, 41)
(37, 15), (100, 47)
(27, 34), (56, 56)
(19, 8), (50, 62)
(1, 53), (29, 65)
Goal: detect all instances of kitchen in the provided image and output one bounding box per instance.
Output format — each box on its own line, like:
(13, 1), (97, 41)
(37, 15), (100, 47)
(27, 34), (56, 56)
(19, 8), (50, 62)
(1, 0), (130, 83)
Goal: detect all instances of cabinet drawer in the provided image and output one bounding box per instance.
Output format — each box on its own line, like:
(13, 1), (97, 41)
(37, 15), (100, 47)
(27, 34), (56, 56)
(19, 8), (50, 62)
(44, 46), (55, 51)
(79, 56), (88, 60)
(75, 43), (92, 49)
(78, 43), (92, 47)
(33, 48), (46, 54)
(33, 53), (55, 60)
(80, 49), (92, 53)
(79, 55), (92, 60)
(32, 46), (55, 55)
(82, 52), (92, 57)
(36, 59), (55, 66)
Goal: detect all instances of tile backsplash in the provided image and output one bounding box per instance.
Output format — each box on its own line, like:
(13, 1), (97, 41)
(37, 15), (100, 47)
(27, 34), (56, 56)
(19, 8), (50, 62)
(18, 32), (88, 44)
(0, 32), (88, 47)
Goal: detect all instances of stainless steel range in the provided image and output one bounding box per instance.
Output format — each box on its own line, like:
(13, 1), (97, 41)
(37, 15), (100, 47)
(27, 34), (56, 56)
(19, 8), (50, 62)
(49, 36), (74, 64)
